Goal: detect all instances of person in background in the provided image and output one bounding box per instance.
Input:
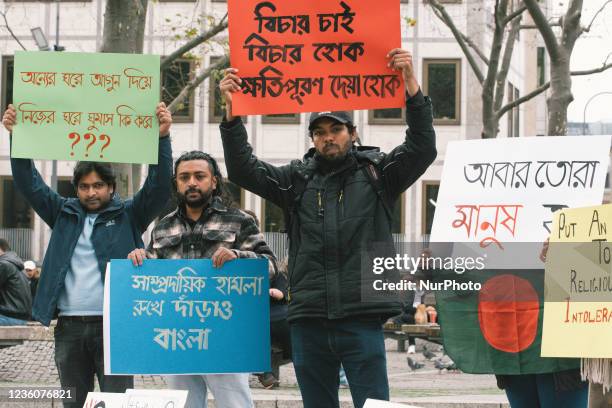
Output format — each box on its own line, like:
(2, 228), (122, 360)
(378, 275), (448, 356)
(23, 260), (40, 300)
(0, 238), (32, 325)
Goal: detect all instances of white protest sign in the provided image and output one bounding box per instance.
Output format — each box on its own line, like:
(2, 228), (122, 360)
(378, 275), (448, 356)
(83, 392), (127, 408)
(432, 135), (610, 244)
(125, 389), (188, 408)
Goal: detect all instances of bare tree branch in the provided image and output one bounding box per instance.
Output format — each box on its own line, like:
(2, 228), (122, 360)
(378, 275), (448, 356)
(494, 11), (522, 112)
(524, 0), (561, 61)
(503, 4), (527, 25)
(571, 60), (612, 76)
(560, 0), (584, 52)
(168, 55), (229, 114)
(460, 32), (490, 65)
(583, 0), (612, 32)
(161, 13), (228, 71)
(0, 10), (27, 51)
(496, 61), (612, 119)
(496, 83), (549, 120)
(483, 0), (509, 110)
(519, 22), (561, 30)
(428, 0), (485, 83)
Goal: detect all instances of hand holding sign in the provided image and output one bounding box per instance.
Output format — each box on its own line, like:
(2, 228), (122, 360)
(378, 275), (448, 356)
(155, 102), (172, 138)
(128, 248), (149, 267)
(2, 104), (17, 133)
(387, 49), (419, 97)
(211, 247), (238, 268)
(219, 67), (242, 121)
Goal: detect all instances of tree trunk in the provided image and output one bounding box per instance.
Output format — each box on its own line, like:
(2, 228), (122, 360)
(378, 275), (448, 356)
(547, 53), (573, 136)
(100, 0), (148, 54)
(99, 0), (148, 197)
(482, 105), (499, 139)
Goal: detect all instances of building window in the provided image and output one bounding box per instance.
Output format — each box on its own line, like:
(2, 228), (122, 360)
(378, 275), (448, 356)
(262, 113), (300, 124)
(421, 181), (439, 235)
(262, 200), (285, 232)
(208, 56), (225, 123)
(1, 56), (14, 114)
(507, 83), (520, 138)
(537, 47), (546, 86)
(368, 108), (405, 125)
(423, 59), (461, 125)
(208, 56), (244, 123)
(161, 58), (195, 123)
(0, 177), (32, 229)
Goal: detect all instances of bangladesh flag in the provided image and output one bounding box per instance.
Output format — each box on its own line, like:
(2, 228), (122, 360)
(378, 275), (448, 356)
(435, 269), (579, 374)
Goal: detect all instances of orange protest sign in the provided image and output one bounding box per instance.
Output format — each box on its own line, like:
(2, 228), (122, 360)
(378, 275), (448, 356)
(227, 0), (404, 115)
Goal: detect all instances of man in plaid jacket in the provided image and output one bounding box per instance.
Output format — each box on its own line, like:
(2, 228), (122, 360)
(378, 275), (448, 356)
(128, 150), (276, 408)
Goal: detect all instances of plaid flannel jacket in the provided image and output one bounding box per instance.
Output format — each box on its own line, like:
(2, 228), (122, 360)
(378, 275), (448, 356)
(147, 196), (277, 277)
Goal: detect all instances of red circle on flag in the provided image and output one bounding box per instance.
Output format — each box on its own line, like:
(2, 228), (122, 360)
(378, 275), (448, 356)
(478, 274), (539, 353)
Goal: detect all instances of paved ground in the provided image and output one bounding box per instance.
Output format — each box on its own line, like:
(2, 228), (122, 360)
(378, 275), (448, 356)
(0, 338), (509, 407)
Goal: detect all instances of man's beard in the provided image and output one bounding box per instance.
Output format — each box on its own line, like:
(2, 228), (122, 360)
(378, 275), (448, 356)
(318, 140), (352, 164)
(177, 187), (213, 209)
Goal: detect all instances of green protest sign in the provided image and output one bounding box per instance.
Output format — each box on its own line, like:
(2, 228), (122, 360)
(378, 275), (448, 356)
(12, 51), (160, 164)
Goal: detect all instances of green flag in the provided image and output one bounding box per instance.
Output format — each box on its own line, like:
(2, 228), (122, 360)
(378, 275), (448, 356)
(436, 269), (579, 375)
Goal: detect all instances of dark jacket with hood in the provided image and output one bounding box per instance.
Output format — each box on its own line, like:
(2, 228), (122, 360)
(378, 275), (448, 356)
(0, 251), (32, 321)
(10, 137), (173, 326)
(221, 91), (437, 322)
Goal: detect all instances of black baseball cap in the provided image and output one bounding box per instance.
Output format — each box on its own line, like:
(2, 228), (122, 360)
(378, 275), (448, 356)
(308, 111), (353, 131)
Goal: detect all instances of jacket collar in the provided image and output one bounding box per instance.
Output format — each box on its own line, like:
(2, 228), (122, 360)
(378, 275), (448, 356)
(176, 196), (228, 221)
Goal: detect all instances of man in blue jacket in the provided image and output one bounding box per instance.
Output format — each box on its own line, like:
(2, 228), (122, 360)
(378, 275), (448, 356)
(2, 102), (173, 408)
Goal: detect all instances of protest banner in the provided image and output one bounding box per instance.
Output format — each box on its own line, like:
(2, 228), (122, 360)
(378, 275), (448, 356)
(83, 392), (128, 408)
(227, 0), (403, 115)
(103, 259), (270, 375)
(542, 204), (612, 358)
(83, 390), (188, 408)
(12, 51), (160, 164)
(429, 135), (611, 374)
(431, 136), (611, 245)
(125, 389), (188, 408)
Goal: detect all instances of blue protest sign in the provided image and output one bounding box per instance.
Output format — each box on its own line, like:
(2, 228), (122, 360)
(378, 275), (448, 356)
(103, 259), (271, 375)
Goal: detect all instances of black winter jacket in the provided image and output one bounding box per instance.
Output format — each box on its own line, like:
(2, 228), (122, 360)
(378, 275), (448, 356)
(0, 251), (32, 321)
(221, 92), (437, 322)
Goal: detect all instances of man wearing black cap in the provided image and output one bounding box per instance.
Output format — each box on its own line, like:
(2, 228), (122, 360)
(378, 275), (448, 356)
(219, 48), (436, 408)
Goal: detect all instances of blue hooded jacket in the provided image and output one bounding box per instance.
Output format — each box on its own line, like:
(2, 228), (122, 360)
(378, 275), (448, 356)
(10, 137), (172, 326)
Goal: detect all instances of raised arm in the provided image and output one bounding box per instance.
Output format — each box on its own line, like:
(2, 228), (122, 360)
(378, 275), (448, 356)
(130, 102), (174, 232)
(219, 68), (294, 209)
(3, 104), (65, 227)
(380, 49), (437, 199)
